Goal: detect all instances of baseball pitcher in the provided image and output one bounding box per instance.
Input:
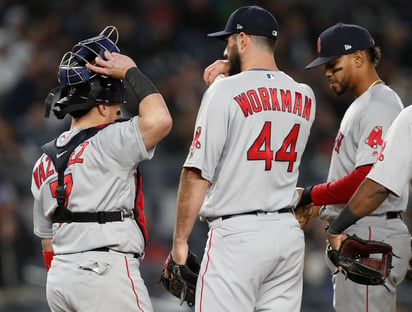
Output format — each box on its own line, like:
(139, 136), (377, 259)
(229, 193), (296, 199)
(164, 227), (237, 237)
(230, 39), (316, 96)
(163, 6), (316, 312)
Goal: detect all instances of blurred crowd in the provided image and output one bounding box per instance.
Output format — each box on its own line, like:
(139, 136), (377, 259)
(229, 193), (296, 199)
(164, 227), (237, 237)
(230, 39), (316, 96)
(0, 0), (411, 311)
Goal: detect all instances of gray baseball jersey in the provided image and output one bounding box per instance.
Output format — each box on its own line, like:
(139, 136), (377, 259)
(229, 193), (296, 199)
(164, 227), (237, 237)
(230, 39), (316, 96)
(31, 116), (154, 254)
(318, 83), (410, 312)
(185, 69), (315, 311)
(185, 70), (316, 219)
(32, 116), (156, 312)
(320, 84), (404, 222)
(367, 104), (412, 201)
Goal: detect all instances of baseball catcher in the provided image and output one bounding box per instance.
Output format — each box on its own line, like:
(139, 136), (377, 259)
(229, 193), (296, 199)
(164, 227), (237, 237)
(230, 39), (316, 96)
(327, 235), (393, 288)
(160, 251), (200, 306)
(33, 25), (173, 311)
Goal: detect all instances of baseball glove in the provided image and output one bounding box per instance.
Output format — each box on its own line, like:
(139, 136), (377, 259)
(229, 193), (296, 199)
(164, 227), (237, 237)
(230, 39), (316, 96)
(160, 250), (200, 306)
(327, 235), (393, 286)
(294, 204), (312, 230)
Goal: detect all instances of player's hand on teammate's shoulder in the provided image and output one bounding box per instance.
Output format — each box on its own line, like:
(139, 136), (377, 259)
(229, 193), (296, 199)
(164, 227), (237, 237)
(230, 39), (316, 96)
(86, 50), (137, 80)
(203, 59), (229, 86)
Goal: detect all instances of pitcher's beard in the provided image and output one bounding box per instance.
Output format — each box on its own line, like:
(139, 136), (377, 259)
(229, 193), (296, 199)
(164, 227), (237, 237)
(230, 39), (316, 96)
(228, 48), (241, 76)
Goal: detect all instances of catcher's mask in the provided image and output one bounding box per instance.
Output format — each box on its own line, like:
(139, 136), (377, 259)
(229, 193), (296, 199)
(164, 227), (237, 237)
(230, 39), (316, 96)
(44, 26), (125, 119)
(58, 25), (119, 86)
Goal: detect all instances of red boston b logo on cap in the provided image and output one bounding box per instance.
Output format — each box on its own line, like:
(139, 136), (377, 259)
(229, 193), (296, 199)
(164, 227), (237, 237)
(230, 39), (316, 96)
(306, 23), (375, 70)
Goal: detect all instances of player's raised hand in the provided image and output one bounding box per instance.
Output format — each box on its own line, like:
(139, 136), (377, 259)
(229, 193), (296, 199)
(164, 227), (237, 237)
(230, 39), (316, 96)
(203, 59), (229, 86)
(86, 50), (137, 80)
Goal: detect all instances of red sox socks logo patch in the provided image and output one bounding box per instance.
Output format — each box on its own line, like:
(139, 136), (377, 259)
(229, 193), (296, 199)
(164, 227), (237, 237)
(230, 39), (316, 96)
(189, 127), (202, 158)
(365, 126), (383, 156)
(334, 131), (344, 153)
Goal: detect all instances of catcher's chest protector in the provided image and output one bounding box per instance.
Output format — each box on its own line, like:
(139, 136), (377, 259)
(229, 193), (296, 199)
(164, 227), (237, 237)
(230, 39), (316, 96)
(42, 127), (102, 211)
(41, 126), (147, 243)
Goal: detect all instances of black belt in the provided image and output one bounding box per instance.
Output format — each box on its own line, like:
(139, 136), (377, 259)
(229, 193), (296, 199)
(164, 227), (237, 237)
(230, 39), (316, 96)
(90, 247), (143, 259)
(52, 209), (135, 224)
(221, 207), (293, 220)
(386, 211), (402, 220)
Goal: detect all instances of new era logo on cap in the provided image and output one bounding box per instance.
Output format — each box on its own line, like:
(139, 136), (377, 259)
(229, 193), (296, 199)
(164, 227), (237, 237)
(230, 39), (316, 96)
(306, 23), (375, 69)
(207, 5), (278, 41)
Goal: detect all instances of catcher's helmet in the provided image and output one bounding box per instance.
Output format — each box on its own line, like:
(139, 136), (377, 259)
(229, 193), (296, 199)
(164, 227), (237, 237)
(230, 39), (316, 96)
(45, 75), (125, 119)
(45, 26), (125, 119)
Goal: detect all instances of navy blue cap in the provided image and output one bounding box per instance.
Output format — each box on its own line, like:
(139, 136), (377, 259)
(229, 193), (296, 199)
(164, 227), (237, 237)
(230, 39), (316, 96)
(305, 23), (375, 69)
(208, 6), (278, 41)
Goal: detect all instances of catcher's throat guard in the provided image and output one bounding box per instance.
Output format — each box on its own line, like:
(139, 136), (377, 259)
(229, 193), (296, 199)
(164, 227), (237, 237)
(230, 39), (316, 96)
(327, 235), (393, 289)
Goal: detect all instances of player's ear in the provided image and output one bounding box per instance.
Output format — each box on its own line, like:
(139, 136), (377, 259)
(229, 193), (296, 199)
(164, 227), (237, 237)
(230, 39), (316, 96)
(352, 51), (364, 67)
(238, 32), (248, 50)
(96, 104), (107, 117)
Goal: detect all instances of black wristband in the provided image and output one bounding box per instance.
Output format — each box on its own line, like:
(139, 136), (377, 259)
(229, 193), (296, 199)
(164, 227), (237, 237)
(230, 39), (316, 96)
(125, 67), (159, 103)
(327, 205), (360, 234)
(297, 186), (313, 207)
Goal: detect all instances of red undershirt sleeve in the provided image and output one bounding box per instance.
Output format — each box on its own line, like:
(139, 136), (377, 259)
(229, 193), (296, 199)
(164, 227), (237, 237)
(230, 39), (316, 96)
(311, 164), (373, 206)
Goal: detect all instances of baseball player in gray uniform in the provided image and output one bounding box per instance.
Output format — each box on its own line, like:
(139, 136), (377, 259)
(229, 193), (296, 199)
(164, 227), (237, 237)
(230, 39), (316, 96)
(327, 103), (412, 306)
(297, 23), (409, 311)
(31, 28), (172, 312)
(167, 6), (315, 311)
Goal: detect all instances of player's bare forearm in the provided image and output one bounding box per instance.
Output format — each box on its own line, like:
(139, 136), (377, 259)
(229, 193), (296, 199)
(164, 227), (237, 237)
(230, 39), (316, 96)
(327, 179), (389, 238)
(172, 167), (209, 265)
(86, 50), (172, 149)
(138, 93), (172, 150)
(348, 178), (389, 218)
(41, 238), (53, 252)
(203, 60), (229, 86)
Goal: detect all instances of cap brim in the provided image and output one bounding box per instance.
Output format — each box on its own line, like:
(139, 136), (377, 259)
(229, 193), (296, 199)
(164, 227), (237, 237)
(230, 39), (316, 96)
(305, 55), (340, 69)
(207, 30), (232, 40)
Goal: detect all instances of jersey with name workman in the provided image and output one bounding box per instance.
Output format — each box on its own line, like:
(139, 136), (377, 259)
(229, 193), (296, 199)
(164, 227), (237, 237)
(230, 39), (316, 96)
(184, 70), (316, 219)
